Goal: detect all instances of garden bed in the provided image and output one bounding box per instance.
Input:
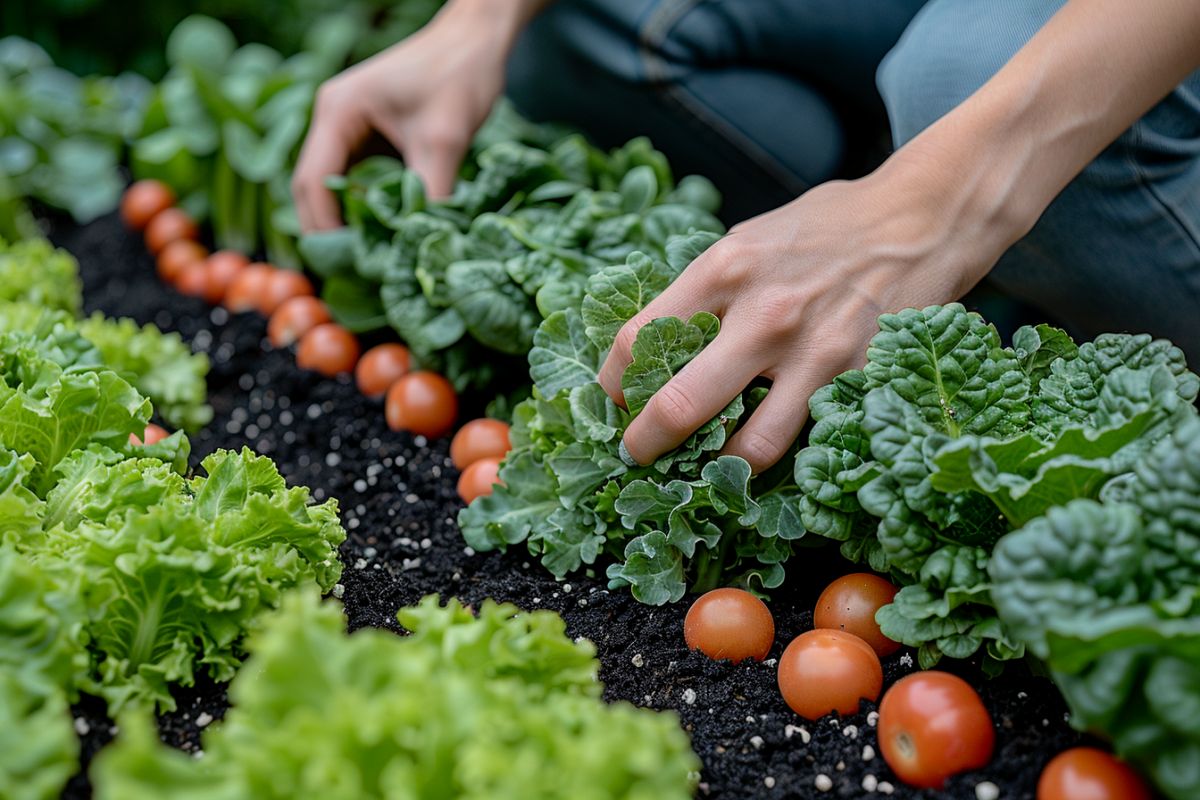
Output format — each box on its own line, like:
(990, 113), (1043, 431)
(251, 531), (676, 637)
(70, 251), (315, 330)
(54, 211), (1083, 800)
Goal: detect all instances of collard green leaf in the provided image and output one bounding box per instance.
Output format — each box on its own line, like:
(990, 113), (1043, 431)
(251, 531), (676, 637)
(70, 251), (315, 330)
(621, 313), (719, 415)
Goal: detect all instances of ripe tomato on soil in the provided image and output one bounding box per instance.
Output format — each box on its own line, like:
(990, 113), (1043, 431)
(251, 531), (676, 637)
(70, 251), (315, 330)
(130, 424), (169, 446)
(777, 629), (882, 719)
(813, 572), (901, 657)
(683, 588), (775, 664)
(457, 456), (504, 504)
(385, 371), (457, 439)
(296, 323), (360, 377)
(203, 251), (249, 303)
(878, 671), (995, 789)
(449, 418), (511, 470)
(175, 261), (211, 299)
(156, 240), (208, 285)
(121, 180), (175, 231)
(268, 296), (331, 348)
(355, 343), (411, 398)
(144, 208), (198, 255)
(223, 264), (274, 313)
(1037, 747), (1151, 800)
(259, 269), (314, 315)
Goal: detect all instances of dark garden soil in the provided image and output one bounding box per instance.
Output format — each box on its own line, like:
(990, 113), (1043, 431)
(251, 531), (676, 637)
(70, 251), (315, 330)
(50, 212), (1086, 800)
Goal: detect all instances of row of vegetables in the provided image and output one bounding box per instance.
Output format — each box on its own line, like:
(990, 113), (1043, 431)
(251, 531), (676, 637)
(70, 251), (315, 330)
(0, 239), (699, 800)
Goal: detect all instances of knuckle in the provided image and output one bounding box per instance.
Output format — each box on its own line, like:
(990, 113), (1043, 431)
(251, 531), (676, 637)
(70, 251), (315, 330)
(648, 382), (702, 439)
(734, 428), (784, 473)
(612, 320), (643, 356)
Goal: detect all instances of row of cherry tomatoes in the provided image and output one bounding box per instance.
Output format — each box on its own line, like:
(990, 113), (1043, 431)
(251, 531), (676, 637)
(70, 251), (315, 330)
(683, 582), (1151, 799)
(120, 180), (510, 504)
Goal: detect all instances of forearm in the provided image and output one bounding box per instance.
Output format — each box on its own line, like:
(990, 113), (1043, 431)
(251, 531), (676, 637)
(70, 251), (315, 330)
(432, 0), (558, 48)
(885, 0), (1200, 281)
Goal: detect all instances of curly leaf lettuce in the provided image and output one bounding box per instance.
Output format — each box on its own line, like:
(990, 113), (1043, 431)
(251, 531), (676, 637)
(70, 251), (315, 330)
(795, 304), (1198, 670)
(991, 418), (1200, 800)
(92, 592), (699, 800)
(461, 233), (806, 604)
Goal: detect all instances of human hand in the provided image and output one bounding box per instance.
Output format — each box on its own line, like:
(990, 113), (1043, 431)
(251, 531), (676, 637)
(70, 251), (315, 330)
(597, 153), (1027, 474)
(291, 3), (515, 231)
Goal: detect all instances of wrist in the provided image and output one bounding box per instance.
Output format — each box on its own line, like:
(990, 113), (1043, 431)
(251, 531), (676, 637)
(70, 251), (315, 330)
(435, 0), (547, 47)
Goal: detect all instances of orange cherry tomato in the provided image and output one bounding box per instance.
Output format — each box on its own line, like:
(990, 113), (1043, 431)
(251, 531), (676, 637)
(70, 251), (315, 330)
(203, 250), (249, 304)
(176, 261), (211, 299)
(296, 323), (360, 377)
(144, 207), (198, 255)
(457, 456), (504, 504)
(878, 671), (995, 789)
(684, 588), (775, 664)
(156, 239), (208, 285)
(258, 269), (314, 315)
(268, 296), (332, 348)
(777, 629), (882, 720)
(385, 371), (458, 439)
(121, 180), (175, 231)
(223, 263), (274, 313)
(449, 418), (512, 470)
(355, 343), (412, 398)
(814, 572), (901, 658)
(130, 423), (169, 446)
(1038, 748), (1151, 800)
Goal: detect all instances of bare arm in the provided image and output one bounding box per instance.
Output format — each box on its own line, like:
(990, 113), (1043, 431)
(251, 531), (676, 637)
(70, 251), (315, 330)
(292, 0), (556, 231)
(599, 0), (1200, 472)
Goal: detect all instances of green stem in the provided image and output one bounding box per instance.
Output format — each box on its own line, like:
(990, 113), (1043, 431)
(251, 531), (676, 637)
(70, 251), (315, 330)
(691, 534), (732, 593)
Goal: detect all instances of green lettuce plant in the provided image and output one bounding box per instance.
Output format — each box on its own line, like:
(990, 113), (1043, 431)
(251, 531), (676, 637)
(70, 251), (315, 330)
(990, 417), (1200, 800)
(460, 233), (806, 603)
(91, 591), (700, 800)
(793, 304), (1199, 672)
(300, 106), (724, 392)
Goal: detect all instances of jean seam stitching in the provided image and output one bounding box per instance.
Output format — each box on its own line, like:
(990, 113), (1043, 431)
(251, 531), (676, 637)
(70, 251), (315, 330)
(635, 0), (813, 196)
(1122, 126), (1200, 290)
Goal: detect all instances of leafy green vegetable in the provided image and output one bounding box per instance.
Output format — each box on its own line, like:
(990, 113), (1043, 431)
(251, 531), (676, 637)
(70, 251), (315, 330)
(991, 417), (1200, 800)
(794, 303), (1199, 671)
(305, 110), (723, 393)
(0, 671), (78, 800)
(0, 237), (81, 313)
(0, 37), (149, 223)
(91, 590), (700, 800)
(461, 233), (806, 603)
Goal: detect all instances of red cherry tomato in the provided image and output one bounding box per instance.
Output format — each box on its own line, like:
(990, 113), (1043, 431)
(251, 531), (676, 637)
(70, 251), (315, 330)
(268, 296), (332, 348)
(355, 343), (412, 398)
(1037, 747), (1151, 800)
(176, 261), (211, 299)
(258, 269), (314, 315)
(684, 588), (775, 664)
(130, 424), (169, 446)
(449, 418), (512, 470)
(385, 371), (458, 439)
(144, 208), (198, 255)
(223, 264), (274, 313)
(777, 629), (882, 720)
(203, 250), (249, 304)
(296, 323), (360, 377)
(156, 240), (208, 285)
(457, 456), (504, 503)
(878, 671), (995, 789)
(814, 572), (901, 658)
(121, 180), (175, 231)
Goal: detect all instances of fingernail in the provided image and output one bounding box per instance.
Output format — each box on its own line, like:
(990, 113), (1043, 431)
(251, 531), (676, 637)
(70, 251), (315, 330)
(618, 439), (639, 467)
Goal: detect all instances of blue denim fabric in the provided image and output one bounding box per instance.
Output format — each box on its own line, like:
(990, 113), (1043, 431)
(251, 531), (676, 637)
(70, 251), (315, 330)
(507, 0), (926, 221)
(879, 0), (1200, 359)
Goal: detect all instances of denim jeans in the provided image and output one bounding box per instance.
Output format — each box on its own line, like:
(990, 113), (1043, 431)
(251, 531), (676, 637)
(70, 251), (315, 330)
(506, 0), (1200, 361)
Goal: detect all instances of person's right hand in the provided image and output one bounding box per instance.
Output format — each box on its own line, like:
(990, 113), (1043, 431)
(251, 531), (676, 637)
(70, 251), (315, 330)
(291, 5), (513, 231)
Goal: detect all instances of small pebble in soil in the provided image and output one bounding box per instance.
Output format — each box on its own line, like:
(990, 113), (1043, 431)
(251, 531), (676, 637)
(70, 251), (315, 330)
(764, 776), (776, 789)
(863, 774), (879, 792)
(975, 782), (1001, 800)
(814, 774), (833, 792)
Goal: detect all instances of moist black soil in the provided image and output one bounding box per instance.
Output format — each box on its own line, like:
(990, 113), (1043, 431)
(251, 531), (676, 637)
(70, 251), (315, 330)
(49, 212), (1085, 800)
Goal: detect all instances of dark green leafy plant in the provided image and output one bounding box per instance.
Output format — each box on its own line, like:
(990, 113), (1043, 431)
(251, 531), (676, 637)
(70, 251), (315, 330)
(460, 233), (806, 604)
(794, 304), (1199, 672)
(991, 417), (1200, 800)
(92, 591), (700, 800)
(0, 37), (149, 224)
(301, 106), (724, 392)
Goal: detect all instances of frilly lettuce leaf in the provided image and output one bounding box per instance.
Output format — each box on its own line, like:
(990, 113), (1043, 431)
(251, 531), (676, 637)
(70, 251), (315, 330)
(0, 238), (81, 314)
(91, 591), (699, 800)
(0, 672), (78, 800)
